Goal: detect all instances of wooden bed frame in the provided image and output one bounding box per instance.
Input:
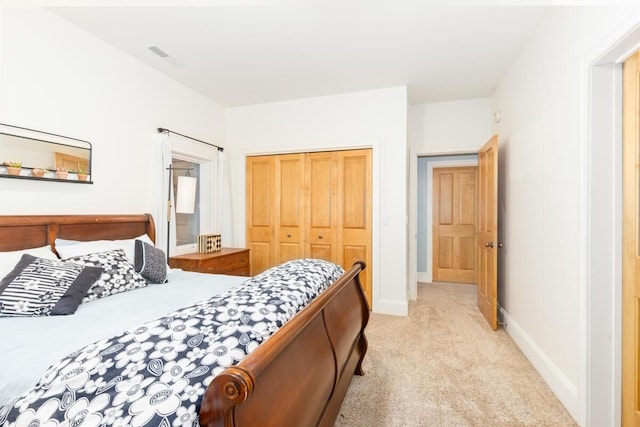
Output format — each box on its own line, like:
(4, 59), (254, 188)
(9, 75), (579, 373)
(0, 214), (370, 427)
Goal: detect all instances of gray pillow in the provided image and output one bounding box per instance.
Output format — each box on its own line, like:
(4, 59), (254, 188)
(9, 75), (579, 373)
(134, 240), (167, 284)
(0, 254), (103, 316)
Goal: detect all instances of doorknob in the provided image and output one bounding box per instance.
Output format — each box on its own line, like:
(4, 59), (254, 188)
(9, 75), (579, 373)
(485, 242), (496, 248)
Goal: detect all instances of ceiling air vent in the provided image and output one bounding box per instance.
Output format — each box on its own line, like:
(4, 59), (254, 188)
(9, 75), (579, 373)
(147, 46), (183, 67)
(148, 46), (169, 58)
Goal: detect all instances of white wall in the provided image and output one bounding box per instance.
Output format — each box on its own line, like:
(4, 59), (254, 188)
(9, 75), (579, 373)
(492, 5), (640, 425)
(226, 87), (408, 315)
(409, 98), (493, 154)
(0, 8), (225, 218)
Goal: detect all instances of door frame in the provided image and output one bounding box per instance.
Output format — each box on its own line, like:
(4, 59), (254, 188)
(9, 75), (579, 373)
(582, 17), (640, 427)
(409, 150), (478, 300)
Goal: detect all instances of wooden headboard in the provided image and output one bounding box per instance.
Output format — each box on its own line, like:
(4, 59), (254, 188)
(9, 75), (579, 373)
(0, 214), (155, 252)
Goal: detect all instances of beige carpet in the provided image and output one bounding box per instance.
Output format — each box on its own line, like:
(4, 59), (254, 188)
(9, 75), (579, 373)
(335, 282), (577, 427)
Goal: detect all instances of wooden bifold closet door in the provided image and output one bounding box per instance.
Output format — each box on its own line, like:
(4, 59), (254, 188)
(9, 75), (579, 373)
(246, 149), (372, 306)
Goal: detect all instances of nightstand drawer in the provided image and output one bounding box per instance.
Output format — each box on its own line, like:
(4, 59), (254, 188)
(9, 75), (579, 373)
(169, 248), (251, 276)
(200, 252), (248, 274)
(224, 266), (251, 277)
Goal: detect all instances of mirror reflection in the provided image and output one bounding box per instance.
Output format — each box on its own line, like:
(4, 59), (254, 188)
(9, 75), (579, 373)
(0, 125), (92, 183)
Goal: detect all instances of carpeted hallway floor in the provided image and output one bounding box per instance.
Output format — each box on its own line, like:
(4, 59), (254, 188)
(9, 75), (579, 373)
(335, 282), (577, 426)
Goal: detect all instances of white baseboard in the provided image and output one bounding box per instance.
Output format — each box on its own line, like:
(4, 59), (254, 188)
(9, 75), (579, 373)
(417, 272), (429, 283)
(500, 307), (579, 423)
(374, 299), (408, 316)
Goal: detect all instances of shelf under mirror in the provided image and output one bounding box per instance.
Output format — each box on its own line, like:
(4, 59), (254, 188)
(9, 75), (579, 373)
(0, 124), (93, 184)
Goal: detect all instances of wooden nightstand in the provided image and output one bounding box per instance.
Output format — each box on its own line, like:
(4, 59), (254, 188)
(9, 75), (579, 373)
(169, 248), (250, 277)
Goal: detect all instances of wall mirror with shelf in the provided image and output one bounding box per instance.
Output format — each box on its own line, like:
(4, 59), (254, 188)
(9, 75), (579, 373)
(0, 124), (93, 183)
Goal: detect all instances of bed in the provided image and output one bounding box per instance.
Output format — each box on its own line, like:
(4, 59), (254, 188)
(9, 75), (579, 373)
(0, 214), (369, 426)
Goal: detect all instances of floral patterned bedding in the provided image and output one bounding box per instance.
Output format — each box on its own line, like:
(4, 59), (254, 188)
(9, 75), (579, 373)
(0, 259), (344, 427)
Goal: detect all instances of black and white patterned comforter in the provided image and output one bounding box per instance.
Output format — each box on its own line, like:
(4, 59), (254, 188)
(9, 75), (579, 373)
(0, 259), (344, 427)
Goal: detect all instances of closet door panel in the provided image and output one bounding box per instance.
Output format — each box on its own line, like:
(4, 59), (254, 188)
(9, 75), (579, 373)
(276, 154), (305, 264)
(246, 156), (276, 275)
(342, 156), (368, 229)
(305, 152), (337, 261)
(343, 245), (367, 272)
(250, 228), (271, 242)
(337, 149), (372, 305)
(309, 244), (333, 262)
(278, 243), (301, 264)
(250, 161), (273, 226)
(251, 242), (272, 275)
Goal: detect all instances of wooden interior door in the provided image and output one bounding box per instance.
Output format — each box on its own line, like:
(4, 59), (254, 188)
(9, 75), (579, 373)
(477, 135), (499, 330)
(305, 151), (338, 262)
(432, 166), (478, 283)
(276, 154), (305, 264)
(337, 149), (372, 305)
(246, 156), (275, 275)
(622, 49), (640, 427)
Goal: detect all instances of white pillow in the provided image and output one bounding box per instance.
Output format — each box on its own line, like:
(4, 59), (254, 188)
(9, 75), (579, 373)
(55, 234), (154, 264)
(0, 245), (59, 279)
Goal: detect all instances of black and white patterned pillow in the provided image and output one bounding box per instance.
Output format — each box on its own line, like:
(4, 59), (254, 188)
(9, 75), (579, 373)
(0, 254), (104, 317)
(134, 239), (167, 284)
(65, 249), (148, 302)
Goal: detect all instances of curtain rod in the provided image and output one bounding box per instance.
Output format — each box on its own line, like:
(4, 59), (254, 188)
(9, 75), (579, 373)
(157, 127), (223, 152)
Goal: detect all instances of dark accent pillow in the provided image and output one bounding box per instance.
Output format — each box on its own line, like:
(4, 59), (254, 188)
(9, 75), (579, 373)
(134, 240), (167, 284)
(65, 249), (148, 302)
(0, 254), (103, 316)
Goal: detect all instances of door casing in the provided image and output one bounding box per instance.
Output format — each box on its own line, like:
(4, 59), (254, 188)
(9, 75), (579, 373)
(582, 19), (640, 427)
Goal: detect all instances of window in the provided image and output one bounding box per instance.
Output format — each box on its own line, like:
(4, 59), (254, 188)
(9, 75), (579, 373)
(172, 158), (200, 247)
(170, 148), (217, 256)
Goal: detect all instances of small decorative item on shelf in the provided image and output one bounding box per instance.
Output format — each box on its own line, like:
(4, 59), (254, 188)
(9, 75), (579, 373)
(76, 165), (88, 182)
(55, 167), (68, 180)
(197, 234), (222, 253)
(4, 161), (22, 176)
(31, 168), (47, 178)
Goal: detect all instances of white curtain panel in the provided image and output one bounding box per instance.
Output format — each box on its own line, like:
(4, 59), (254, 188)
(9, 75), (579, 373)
(151, 132), (175, 256)
(217, 151), (234, 247)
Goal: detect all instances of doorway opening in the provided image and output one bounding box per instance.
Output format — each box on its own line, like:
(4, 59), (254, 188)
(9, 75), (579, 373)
(417, 154), (478, 284)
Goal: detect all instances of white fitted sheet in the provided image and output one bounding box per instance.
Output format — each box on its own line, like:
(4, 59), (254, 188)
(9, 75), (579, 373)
(0, 269), (246, 406)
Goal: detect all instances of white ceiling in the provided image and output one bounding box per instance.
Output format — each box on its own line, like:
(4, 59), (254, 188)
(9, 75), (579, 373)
(50, 4), (549, 107)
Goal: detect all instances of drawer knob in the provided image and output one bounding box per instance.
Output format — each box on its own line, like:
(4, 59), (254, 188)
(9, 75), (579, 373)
(287, 234), (292, 238)
(318, 235), (323, 239)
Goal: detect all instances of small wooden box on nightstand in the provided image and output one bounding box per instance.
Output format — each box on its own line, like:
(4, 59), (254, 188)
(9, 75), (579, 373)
(169, 248), (250, 277)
